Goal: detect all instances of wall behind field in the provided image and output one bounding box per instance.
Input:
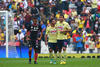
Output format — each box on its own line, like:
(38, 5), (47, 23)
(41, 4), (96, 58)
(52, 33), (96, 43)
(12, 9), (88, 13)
(0, 41), (98, 58)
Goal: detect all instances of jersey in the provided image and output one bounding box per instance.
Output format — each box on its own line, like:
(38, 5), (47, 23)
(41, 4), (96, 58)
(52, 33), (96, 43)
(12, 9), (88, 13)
(29, 24), (42, 41)
(46, 26), (57, 43)
(78, 20), (85, 28)
(56, 21), (71, 40)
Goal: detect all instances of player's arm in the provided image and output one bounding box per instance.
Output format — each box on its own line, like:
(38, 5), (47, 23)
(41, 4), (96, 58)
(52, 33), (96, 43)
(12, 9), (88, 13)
(45, 27), (49, 46)
(38, 31), (43, 40)
(61, 23), (72, 34)
(38, 25), (43, 40)
(45, 34), (48, 46)
(65, 22), (72, 32)
(62, 29), (72, 33)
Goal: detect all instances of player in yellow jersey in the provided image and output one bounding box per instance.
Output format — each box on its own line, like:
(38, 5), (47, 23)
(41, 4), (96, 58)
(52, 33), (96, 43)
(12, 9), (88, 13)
(45, 19), (57, 64)
(56, 15), (71, 64)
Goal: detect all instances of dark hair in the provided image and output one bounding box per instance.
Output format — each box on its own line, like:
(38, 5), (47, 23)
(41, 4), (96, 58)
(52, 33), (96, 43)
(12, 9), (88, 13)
(60, 14), (64, 18)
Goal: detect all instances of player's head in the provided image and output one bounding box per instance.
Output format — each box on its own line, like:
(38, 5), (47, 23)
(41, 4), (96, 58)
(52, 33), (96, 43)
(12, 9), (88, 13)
(33, 17), (37, 24)
(59, 14), (64, 22)
(51, 19), (56, 26)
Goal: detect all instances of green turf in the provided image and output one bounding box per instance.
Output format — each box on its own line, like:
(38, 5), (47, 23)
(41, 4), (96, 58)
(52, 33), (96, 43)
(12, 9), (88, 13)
(0, 58), (100, 67)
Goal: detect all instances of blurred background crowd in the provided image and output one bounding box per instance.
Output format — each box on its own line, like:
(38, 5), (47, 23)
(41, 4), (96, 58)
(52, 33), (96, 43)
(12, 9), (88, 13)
(0, 0), (100, 53)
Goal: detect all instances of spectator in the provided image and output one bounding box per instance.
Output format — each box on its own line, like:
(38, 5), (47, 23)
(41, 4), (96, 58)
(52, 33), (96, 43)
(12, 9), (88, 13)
(69, 0), (77, 9)
(24, 11), (32, 31)
(0, 1), (6, 10)
(49, 0), (57, 15)
(61, 0), (69, 11)
(71, 8), (77, 18)
(27, 0), (34, 8)
(0, 28), (5, 46)
(93, 17), (99, 34)
(70, 19), (78, 31)
(88, 37), (95, 53)
(91, 0), (97, 14)
(14, 16), (20, 35)
(12, 1), (17, 12)
(84, 16), (92, 33)
(75, 0), (84, 14)
(76, 33), (84, 53)
(16, 30), (24, 46)
(31, 6), (40, 20)
(21, 25), (27, 36)
(0, 16), (5, 30)
(97, 0), (100, 12)
(96, 38), (100, 53)
(39, 7), (46, 22)
(72, 27), (79, 51)
(56, 11), (61, 19)
(40, 21), (46, 41)
(34, 0), (40, 7)
(17, 0), (28, 12)
(78, 17), (85, 32)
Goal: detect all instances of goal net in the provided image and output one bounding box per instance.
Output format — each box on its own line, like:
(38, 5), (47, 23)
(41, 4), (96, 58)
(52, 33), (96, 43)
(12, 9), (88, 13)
(0, 11), (19, 58)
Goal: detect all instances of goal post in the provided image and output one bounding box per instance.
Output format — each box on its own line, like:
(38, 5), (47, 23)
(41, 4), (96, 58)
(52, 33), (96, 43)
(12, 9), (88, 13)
(0, 11), (8, 58)
(6, 11), (8, 58)
(0, 10), (18, 58)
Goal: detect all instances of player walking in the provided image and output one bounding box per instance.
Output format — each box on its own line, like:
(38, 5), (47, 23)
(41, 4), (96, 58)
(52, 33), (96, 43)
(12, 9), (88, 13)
(56, 15), (71, 64)
(28, 17), (43, 64)
(45, 19), (57, 64)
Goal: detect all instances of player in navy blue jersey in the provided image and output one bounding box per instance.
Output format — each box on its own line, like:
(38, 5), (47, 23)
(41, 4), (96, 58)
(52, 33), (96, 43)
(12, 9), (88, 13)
(28, 17), (43, 64)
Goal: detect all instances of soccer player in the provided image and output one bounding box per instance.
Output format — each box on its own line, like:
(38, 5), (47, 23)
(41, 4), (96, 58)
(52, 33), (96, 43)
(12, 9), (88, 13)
(45, 19), (57, 64)
(28, 17), (43, 64)
(56, 14), (71, 64)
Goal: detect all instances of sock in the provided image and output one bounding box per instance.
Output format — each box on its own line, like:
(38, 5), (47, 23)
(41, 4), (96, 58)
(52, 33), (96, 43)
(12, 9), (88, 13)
(29, 51), (32, 61)
(49, 52), (53, 60)
(63, 51), (66, 61)
(58, 53), (62, 61)
(34, 53), (38, 62)
(54, 53), (57, 61)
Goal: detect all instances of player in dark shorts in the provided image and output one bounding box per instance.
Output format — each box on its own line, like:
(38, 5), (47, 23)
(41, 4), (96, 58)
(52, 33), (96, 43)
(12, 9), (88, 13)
(45, 19), (57, 64)
(56, 15), (71, 64)
(28, 17), (43, 64)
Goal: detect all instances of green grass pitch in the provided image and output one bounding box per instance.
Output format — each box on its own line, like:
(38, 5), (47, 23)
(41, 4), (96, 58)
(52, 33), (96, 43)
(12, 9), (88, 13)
(0, 58), (100, 67)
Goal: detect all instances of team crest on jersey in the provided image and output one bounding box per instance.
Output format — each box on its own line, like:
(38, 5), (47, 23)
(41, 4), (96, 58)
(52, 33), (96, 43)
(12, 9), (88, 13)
(50, 29), (57, 34)
(58, 26), (64, 30)
(31, 26), (39, 31)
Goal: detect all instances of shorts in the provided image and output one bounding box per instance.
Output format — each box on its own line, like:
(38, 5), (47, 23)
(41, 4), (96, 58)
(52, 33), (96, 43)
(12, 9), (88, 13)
(29, 40), (41, 53)
(57, 40), (64, 50)
(48, 43), (57, 52)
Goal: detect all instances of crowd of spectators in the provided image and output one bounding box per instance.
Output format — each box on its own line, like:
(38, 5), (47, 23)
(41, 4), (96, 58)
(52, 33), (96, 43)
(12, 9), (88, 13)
(0, 0), (100, 53)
